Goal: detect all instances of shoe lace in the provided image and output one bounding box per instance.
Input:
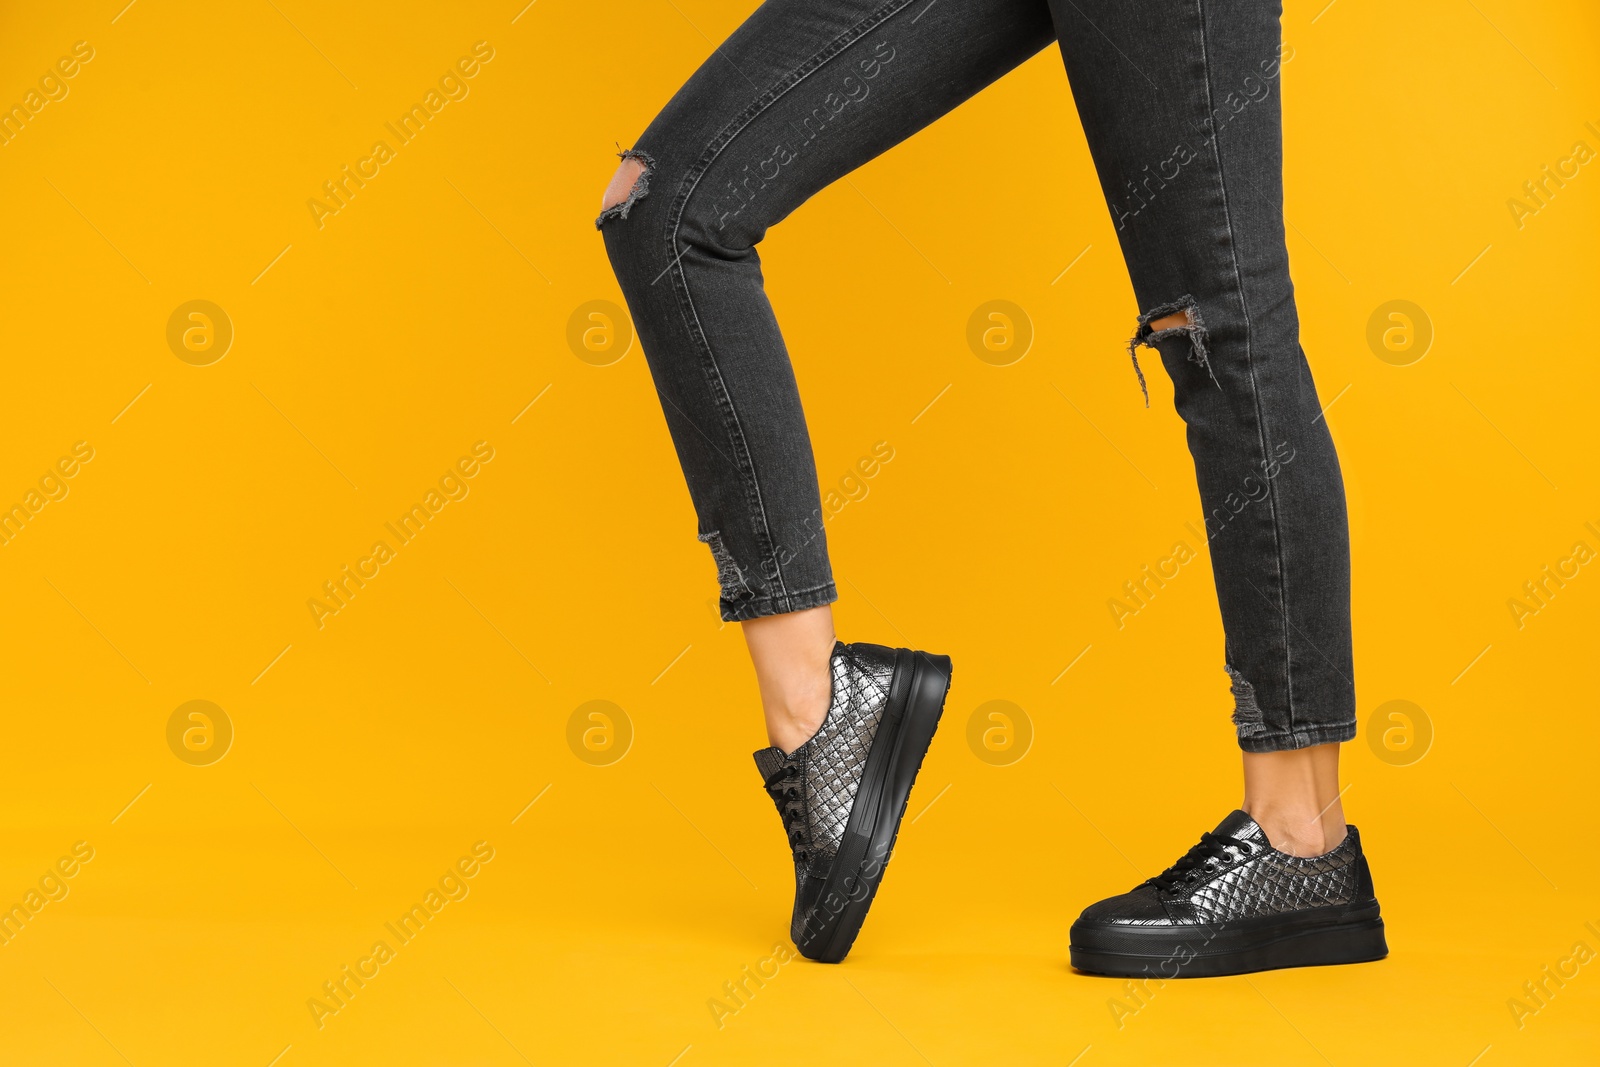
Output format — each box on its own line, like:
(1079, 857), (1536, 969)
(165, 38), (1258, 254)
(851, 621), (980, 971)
(762, 764), (809, 866)
(1150, 831), (1251, 892)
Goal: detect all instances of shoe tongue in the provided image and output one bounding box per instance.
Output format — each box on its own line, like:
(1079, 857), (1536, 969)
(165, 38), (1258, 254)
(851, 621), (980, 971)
(1213, 809), (1268, 844)
(752, 747), (789, 780)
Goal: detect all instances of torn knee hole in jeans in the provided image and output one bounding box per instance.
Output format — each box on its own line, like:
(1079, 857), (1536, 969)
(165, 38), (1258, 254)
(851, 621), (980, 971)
(1225, 664), (1269, 739)
(699, 531), (753, 602)
(595, 148), (655, 229)
(1125, 295), (1217, 407)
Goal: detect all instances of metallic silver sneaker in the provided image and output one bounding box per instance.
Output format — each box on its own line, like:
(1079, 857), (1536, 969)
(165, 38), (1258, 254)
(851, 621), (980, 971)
(1070, 810), (1387, 977)
(753, 641), (952, 963)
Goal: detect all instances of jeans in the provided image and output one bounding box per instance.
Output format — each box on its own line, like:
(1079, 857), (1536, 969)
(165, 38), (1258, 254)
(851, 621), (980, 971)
(598, 0), (1355, 754)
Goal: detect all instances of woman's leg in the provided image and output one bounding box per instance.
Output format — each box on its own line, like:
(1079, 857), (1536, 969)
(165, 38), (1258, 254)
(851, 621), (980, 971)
(1059, 0), (1384, 977)
(600, 0), (1053, 631)
(1048, 0), (1355, 820)
(597, 0), (1055, 756)
(598, 0), (1056, 962)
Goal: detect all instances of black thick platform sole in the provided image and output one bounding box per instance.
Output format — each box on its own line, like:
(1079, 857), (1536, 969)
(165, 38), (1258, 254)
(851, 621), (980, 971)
(795, 648), (951, 964)
(1070, 901), (1388, 978)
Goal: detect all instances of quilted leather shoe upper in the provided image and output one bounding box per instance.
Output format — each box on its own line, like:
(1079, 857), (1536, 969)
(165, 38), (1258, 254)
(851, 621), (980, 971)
(752, 641), (895, 942)
(1077, 810), (1374, 929)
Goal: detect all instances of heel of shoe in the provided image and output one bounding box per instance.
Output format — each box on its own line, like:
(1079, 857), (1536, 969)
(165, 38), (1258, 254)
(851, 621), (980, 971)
(906, 652), (953, 725)
(1291, 917), (1388, 969)
(893, 651), (950, 793)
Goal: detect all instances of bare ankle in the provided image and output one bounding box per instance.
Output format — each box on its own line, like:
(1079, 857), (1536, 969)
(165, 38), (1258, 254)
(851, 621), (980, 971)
(1240, 743), (1347, 856)
(742, 605), (837, 753)
(766, 681), (830, 754)
(1247, 805), (1346, 857)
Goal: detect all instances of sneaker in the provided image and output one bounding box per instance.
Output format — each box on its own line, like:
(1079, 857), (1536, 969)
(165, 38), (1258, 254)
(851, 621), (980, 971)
(753, 641), (952, 963)
(1069, 810), (1387, 977)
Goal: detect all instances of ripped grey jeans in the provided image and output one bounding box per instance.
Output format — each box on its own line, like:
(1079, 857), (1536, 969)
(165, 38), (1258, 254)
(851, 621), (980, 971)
(597, 0), (1355, 753)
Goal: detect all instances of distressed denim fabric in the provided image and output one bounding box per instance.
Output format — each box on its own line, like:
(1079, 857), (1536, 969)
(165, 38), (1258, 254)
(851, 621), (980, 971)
(598, 0), (1354, 753)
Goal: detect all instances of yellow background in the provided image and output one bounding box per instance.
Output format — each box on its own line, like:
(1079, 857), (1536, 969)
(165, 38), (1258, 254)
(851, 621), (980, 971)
(2, 0), (1597, 1063)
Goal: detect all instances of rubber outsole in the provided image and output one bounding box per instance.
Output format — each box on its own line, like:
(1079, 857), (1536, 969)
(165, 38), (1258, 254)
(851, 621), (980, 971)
(1070, 903), (1388, 978)
(796, 649), (951, 964)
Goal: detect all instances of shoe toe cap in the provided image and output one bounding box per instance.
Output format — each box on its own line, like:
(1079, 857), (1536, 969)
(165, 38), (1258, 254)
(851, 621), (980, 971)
(1076, 881), (1171, 927)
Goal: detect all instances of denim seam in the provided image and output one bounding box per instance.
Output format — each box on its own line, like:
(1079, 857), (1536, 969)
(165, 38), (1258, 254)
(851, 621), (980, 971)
(1193, 0), (1296, 735)
(1237, 721), (1356, 755)
(722, 581), (839, 623)
(662, 0), (918, 611)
